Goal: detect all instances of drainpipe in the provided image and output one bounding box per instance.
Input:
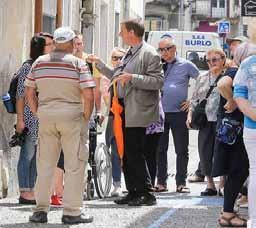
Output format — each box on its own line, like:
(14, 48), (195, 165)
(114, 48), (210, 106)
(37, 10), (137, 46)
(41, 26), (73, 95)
(179, 0), (184, 30)
(35, 0), (43, 33)
(56, 0), (63, 28)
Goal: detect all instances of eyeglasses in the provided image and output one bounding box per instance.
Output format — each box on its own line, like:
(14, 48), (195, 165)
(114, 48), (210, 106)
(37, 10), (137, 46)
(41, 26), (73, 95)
(45, 42), (53, 46)
(206, 57), (223, 64)
(111, 56), (123, 61)
(158, 46), (174, 53)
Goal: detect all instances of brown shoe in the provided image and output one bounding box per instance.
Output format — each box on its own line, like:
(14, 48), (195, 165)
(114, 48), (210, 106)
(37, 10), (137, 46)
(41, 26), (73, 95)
(188, 175), (205, 183)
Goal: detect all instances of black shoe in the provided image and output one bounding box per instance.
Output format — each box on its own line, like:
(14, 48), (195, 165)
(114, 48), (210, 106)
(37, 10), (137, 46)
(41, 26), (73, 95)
(29, 211), (47, 223)
(188, 175), (205, 183)
(19, 196), (36, 205)
(128, 193), (157, 206)
(62, 214), (93, 225)
(200, 188), (217, 196)
(114, 193), (134, 205)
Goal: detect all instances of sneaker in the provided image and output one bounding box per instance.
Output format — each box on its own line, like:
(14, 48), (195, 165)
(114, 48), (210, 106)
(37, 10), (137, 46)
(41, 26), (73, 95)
(51, 195), (62, 206)
(29, 211), (48, 223)
(62, 214), (93, 225)
(188, 175), (205, 183)
(19, 196), (36, 205)
(111, 186), (122, 197)
(237, 196), (248, 208)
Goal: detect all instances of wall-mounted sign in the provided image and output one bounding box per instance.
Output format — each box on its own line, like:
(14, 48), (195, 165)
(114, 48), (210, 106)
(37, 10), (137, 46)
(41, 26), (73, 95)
(218, 21), (230, 34)
(242, 0), (256, 16)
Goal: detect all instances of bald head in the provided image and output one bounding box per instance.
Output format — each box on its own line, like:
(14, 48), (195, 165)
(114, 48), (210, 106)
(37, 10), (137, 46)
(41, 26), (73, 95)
(54, 40), (74, 53)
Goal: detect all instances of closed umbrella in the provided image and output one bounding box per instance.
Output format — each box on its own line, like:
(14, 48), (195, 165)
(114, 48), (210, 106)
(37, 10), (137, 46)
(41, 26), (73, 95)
(110, 81), (124, 160)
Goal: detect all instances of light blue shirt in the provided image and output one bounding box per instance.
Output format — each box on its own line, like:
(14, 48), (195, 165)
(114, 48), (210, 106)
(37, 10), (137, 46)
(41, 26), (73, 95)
(162, 57), (199, 112)
(233, 55), (256, 129)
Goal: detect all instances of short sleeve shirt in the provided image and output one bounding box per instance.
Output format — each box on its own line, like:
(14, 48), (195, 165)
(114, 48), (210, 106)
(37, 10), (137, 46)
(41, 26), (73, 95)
(25, 51), (95, 119)
(234, 55), (256, 128)
(162, 57), (199, 113)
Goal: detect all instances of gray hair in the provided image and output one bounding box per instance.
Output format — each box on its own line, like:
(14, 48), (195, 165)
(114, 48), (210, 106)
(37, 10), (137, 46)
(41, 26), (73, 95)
(233, 42), (256, 66)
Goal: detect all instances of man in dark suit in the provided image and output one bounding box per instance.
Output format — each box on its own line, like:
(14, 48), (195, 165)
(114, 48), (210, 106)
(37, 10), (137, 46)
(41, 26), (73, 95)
(88, 19), (164, 206)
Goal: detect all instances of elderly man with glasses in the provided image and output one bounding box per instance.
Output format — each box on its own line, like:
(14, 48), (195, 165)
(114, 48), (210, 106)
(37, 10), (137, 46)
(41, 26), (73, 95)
(156, 34), (199, 193)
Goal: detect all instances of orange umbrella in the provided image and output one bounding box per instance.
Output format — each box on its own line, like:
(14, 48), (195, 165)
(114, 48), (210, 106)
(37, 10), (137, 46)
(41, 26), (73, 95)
(110, 81), (124, 160)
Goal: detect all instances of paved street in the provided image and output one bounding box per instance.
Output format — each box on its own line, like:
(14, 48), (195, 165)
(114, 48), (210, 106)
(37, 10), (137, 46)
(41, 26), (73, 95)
(0, 130), (248, 228)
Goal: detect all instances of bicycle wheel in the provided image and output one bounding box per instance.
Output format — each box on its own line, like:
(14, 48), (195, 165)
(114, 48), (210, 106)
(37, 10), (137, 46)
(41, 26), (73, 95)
(93, 143), (112, 198)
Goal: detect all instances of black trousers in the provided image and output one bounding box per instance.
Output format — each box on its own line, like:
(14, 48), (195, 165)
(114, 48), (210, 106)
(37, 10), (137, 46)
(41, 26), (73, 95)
(224, 169), (248, 212)
(123, 127), (151, 195)
(195, 162), (205, 178)
(157, 112), (189, 186)
(144, 133), (162, 187)
(198, 121), (216, 176)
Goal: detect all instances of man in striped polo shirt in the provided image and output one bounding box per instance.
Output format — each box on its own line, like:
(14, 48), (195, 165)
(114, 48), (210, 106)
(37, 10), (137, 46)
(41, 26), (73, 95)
(25, 27), (95, 225)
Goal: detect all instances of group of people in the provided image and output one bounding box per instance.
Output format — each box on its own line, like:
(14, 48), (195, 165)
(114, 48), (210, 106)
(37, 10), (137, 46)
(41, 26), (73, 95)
(9, 17), (256, 227)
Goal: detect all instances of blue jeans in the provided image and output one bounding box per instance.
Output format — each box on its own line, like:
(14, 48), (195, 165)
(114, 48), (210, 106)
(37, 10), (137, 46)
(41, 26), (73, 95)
(105, 117), (121, 186)
(111, 137), (121, 186)
(17, 135), (37, 191)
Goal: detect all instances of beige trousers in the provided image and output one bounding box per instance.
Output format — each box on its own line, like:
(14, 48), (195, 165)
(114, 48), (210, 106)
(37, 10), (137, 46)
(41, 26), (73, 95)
(34, 115), (89, 216)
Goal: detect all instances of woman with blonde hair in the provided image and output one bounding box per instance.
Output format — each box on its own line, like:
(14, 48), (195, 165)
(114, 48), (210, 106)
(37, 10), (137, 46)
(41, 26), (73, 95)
(187, 48), (226, 196)
(102, 47), (126, 197)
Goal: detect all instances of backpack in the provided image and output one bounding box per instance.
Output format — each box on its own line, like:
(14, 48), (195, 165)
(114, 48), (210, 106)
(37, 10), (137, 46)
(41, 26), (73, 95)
(7, 59), (33, 114)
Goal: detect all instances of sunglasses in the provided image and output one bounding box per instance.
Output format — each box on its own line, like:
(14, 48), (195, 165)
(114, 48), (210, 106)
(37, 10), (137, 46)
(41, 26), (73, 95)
(158, 46), (174, 53)
(111, 56), (123, 61)
(206, 57), (223, 64)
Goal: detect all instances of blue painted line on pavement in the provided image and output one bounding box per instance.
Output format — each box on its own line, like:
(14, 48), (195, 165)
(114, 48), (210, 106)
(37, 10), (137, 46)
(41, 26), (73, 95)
(148, 197), (223, 228)
(148, 208), (177, 228)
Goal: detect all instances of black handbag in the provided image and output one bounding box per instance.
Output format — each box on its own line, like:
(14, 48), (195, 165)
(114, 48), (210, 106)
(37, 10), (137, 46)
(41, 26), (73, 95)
(190, 99), (207, 130)
(191, 76), (221, 130)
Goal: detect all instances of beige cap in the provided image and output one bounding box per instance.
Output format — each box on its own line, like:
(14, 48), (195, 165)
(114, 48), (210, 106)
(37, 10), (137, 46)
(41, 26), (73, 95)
(226, 36), (248, 45)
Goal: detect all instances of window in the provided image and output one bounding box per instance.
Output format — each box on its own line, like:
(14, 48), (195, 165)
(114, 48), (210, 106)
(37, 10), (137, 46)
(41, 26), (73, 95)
(114, 13), (119, 47)
(243, 24), (248, 37)
(186, 51), (208, 70)
(43, 15), (55, 34)
(219, 0), (225, 8)
(234, 0), (239, 6)
(212, 0), (217, 8)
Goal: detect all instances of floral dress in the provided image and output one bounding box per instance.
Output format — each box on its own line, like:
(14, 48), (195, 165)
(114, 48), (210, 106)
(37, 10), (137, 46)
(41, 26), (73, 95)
(16, 60), (39, 143)
(190, 71), (221, 122)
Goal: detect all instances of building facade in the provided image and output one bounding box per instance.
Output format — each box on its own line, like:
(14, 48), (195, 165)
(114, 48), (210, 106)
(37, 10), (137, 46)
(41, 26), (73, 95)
(145, 0), (245, 38)
(0, 0), (145, 197)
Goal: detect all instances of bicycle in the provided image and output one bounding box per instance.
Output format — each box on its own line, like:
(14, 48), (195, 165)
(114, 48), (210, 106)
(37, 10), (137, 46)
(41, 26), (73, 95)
(86, 117), (112, 199)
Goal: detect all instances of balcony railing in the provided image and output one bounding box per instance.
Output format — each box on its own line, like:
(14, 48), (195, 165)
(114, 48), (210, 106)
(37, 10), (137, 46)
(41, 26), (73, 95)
(211, 7), (226, 18)
(192, 0), (211, 17)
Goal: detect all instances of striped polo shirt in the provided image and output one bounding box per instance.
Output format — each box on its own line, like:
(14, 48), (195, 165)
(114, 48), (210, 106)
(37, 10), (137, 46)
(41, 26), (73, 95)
(25, 50), (95, 120)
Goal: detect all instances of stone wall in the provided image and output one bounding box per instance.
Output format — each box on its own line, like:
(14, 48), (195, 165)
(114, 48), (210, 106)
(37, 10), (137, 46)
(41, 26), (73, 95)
(0, 0), (34, 197)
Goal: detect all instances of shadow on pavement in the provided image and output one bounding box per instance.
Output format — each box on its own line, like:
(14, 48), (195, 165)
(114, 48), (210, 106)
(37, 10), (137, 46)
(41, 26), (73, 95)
(0, 223), (70, 228)
(0, 202), (21, 208)
(125, 207), (222, 228)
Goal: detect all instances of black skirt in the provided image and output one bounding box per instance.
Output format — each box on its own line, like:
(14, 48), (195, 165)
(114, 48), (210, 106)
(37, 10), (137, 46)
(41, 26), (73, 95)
(212, 134), (249, 177)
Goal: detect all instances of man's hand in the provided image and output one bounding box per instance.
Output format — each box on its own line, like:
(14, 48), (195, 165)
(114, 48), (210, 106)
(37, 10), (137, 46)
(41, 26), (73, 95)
(86, 54), (100, 64)
(16, 119), (25, 133)
(224, 99), (237, 113)
(186, 112), (192, 129)
(180, 101), (190, 112)
(96, 112), (105, 127)
(115, 72), (133, 87)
